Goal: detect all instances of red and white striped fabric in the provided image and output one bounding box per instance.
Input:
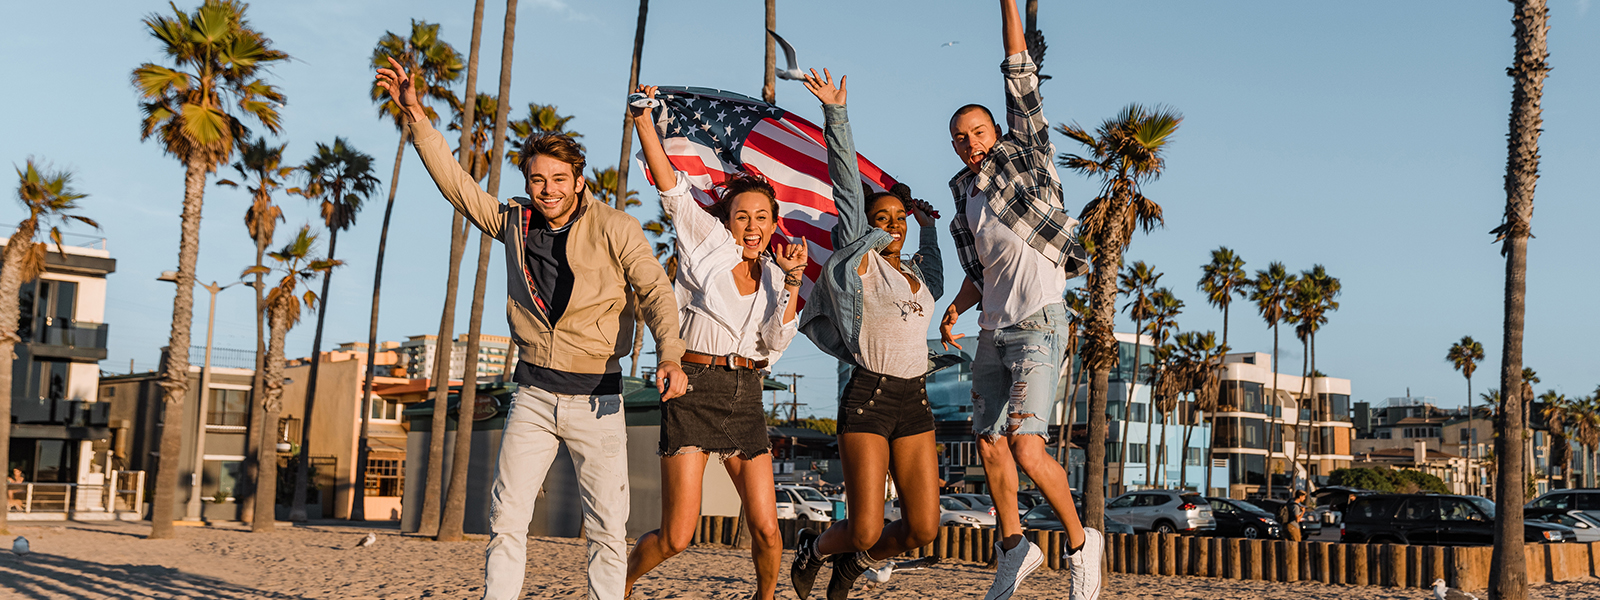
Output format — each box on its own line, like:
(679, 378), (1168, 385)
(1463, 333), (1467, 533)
(637, 86), (900, 305)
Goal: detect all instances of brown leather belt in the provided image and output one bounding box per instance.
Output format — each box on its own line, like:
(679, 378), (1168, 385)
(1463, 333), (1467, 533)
(682, 350), (767, 371)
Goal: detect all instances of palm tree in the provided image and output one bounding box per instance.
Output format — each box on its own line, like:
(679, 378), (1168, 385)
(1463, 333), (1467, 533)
(1143, 288), (1182, 487)
(507, 102), (584, 159)
(1538, 392), (1572, 489)
(354, 19), (464, 522)
(452, 93), (501, 181)
(1054, 288), (1091, 466)
(440, 0), (518, 543)
(245, 226), (339, 532)
(1117, 261), (1160, 490)
(288, 137), (380, 521)
(1289, 266), (1339, 491)
(132, 0), (289, 539)
(762, 0), (776, 104)
(215, 137), (289, 524)
(1570, 394), (1600, 488)
(635, 208), (677, 376)
(1447, 335), (1486, 494)
(1057, 103), (1180, 525)
(1198, 247), (1248, 350)
(1248, 262), (1296, 499)
(416, 0), (487, 538)
(1174, 331), (1224, 492)
(1490, 1), (1547, 594)
(0, 161), (96, 535)
(613, 0), (650, 209)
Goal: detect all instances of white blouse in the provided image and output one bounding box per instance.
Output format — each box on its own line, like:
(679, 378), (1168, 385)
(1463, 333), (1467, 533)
(660, 172), (799, 365)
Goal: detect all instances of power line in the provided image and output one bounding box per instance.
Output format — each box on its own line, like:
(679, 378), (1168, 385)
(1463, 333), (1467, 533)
(773, 372), (805, 423)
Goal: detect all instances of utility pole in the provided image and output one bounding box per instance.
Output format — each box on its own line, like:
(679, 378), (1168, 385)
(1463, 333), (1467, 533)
(774, 372), (804, 423)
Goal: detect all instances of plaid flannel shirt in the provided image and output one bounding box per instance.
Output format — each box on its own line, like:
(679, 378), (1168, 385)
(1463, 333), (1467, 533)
(949, 53), (1089, 290)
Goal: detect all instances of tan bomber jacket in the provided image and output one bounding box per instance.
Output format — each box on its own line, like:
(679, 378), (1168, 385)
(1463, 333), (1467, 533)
(406, 120), (685, 375)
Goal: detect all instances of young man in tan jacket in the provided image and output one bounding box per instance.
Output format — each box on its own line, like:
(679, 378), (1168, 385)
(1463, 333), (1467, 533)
(378, 59), (687, 600)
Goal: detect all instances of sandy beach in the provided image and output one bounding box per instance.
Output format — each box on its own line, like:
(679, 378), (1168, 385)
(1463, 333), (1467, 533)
(0, 521), (1595, 599)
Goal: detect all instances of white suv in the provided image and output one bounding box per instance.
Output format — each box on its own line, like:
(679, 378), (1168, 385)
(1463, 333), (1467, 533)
(1106, 490), (1217, 534)
(777, 485), (834, 522)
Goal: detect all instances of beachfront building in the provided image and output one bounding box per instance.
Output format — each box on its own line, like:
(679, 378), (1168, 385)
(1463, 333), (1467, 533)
(1209, 351), (1354, 500)
(5, 235), (124, 520)
(387, 333), (513, 381)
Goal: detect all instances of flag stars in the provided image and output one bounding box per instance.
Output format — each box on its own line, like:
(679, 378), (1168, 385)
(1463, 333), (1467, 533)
(739, 116), (752, 126)
(717, 111), (728, 121)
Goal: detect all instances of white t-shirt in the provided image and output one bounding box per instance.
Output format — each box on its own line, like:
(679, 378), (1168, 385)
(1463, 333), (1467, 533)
(968, 185), (1066, 331)
(853, 253), (934, 379)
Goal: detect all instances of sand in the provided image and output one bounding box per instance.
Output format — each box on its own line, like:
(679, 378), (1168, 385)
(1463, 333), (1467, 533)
(0, 521), (1595, 599)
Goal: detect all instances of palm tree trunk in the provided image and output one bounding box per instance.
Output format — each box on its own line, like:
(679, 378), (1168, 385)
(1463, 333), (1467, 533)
(1305, 333), (1318, 492)
(151, 159), (208, 539)
(1084, 211), (1129, 527)
(1295, 336), (1308, 492)
(0, 223), (39, 535)
(615, 0), (649, 202)
(1466, 375), (1476, 495)
(1054, 337), (1077, 466)
(241, 231), (268, 525)
(418, 0), (486, 539)
(1490, 2), (1546, 596)
(440, 0), (518, 542)
(1157, 401), (1170, 488)
(353, 132), (409, 523)
(290, 227), (339, 521)
(1266, 324), (1279, 500)
(762, 0), (776, 104)
(253, 304), (290, 532)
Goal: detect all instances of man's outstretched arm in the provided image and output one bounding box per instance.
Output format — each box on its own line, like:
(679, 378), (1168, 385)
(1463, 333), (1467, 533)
(376, 56), (507, 238)
(1001, 0), (1026, 58)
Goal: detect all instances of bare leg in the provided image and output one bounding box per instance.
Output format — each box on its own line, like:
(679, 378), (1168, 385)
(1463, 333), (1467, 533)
(1010, 434), (1086, 549)
(816, 432), (890, 555)
(865, 431), (941, 560)
(625, 452), (710, 596)
(725, 453), (781, 600)
(978, 434), (1025, 547)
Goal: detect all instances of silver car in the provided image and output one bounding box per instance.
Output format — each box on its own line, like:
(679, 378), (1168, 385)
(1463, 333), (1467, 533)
(1105, 490), (1217, 534)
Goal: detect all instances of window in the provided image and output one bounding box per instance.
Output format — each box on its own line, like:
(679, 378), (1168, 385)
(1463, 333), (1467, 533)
(369, 397), (401, 421)
(1128, 443), (1148, 464)
(1439, 498), (1483, 522)
(1243, 418), (1266, 449)
(216, 461), (242, 499)
(1459, 428), (1471, 443)
(1128, 403), (1148, 423)
(365, 458), (404, 497)
(1326, 393), (1351, 421)
(1400, 497), (1438, 521)
(1135, 494), (1165, 507)
(1108, 495), (1137, 509)
(208, 388), (249, 426)
(1106, 443), (1122, 462)
(1403, 426), (1441, 438)
(278, 417), (301, 446)
(1185, 447), (1204, 466)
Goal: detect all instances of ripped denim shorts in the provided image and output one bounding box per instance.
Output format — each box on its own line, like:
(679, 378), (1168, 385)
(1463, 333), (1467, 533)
(971, 301), (1070, 438)
(658, 362), (771, 459)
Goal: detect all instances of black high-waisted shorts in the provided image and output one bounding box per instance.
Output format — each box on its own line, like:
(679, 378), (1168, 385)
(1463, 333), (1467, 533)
(659, 362), (771, 458)
(836, 367), (933, 440)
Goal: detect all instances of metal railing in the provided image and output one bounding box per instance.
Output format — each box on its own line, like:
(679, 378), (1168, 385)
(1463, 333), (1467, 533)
(189, 346), (258, 370)
(31, 318), (109, 349)
(0, 229), (106, 251)
(6, 470), (145, 515)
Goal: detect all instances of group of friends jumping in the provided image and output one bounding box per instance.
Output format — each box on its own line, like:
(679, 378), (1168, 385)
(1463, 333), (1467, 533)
(373, 1), (1101, 599)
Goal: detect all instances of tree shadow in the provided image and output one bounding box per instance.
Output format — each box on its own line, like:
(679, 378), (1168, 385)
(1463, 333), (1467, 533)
(0, 552), (296, 599)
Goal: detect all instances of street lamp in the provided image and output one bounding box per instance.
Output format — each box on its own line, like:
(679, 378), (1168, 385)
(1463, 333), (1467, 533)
(159, 271), (253, 523)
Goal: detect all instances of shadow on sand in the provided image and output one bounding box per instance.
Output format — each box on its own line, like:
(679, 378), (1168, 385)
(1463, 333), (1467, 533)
(0, 551), (296, 600)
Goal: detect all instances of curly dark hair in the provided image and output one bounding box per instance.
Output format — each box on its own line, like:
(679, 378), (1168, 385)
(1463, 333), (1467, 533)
(708, 173), (779, 222)
(862, 182), (913, 218)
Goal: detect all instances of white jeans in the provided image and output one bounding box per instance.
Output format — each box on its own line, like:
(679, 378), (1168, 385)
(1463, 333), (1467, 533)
(483, 384), (630, 600)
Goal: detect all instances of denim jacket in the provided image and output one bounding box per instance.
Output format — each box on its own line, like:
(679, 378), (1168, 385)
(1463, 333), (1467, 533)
(798, 103), (944, 369)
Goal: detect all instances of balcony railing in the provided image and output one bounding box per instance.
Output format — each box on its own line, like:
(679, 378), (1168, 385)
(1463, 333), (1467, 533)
(12, 399), (110, 427)
(5, 471), (144, 516)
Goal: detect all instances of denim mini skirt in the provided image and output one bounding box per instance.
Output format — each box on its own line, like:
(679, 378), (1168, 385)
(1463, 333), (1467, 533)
(659, 362), (771, 458)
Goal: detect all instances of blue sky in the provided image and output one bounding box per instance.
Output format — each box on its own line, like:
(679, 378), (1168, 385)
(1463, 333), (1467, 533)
(2, 1), (1597, 419)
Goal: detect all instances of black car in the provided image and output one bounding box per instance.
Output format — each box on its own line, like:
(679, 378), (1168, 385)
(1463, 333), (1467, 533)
(1341, 493), (1575, 545)
(1206, 497), (1282, 539)
(1020, 503), (1135, 535)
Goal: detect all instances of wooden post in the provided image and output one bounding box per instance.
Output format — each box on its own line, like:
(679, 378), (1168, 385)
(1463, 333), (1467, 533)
(1127, 533), (1140, 574)
(1405, 545), (1422, 588)
(1188, 535), (1204, 576)
(1207, 536), (1223, 577)
(1160, 533), (1177, 576)
(1279, 540), (1298, 582)
(1226, 537), (1243, 579)
(1590, 541), (1600, 578)
(1328, 541), (1345, 585)
(1240, 539), (1260, 580)
(1347, 543), (1368, 586)
(1139, 533), (1156, 575)
(1383, 543), (1407, 588)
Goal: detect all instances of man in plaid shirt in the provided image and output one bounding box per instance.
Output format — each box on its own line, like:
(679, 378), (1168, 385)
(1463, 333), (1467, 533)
(938, 2), (1099, 600)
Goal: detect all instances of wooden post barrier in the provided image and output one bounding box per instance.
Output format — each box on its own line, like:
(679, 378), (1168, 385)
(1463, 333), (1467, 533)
(1189, 535), (1205, 577)
(1448, 546), (1488, 592)
(1208, 536), (1223, 577)
(1328, 541), (1345, 585)
(1259, 540), (1276, 581)
(1278, 540), (1298, 582)
(1347, 543), (1368, 586)
(1524, 543), (1545, 584)
(1382, 544), (1406, 588)
(1241, 539), (1261, 580)
(1127, 533), (1140, 574)
(1048, 531), (1063, 570)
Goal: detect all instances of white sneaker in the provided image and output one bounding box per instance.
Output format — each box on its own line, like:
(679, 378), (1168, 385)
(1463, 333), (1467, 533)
(1068, 528), (1104, 600)
(983, 538), (1043, 600)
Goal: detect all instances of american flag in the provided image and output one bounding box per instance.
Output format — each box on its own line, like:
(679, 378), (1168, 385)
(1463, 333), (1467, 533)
(637, 86), (901, 305)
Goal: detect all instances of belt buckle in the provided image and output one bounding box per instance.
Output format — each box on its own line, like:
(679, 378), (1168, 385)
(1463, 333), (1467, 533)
(725, 352), (743, 371)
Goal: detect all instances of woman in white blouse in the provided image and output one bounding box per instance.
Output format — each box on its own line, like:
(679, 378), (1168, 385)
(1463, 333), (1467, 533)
(623, 85), (808, 600)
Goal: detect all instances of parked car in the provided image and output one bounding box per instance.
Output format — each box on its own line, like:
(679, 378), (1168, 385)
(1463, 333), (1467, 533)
(946, 493), (996, 513)
(1020, 503), (1135, 535)
(1526, 508), (1600, 543)
(776, 485), (833, 522)
(939, 495), (998, 528)
(1310, 486), (1375, 525)
(1342, 494), (1575, 545)
(1527, 489), (1600, 521)
(1252, 498), (1322, 534)
(1206, 497), (1281, 539)
(1105, 490), (1216, 534)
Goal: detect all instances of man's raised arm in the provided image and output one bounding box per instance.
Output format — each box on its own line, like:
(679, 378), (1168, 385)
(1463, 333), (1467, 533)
(1001, 0), (1026, 58)
(376, 56), (508, 239)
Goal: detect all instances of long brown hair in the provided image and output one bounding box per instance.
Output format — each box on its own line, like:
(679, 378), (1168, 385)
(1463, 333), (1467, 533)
(708, 173), (779, 222)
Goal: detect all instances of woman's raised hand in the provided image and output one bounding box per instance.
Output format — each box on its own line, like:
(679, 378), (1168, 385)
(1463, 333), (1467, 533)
(774, 239), (809, 286)
(629, 85), (659, 121)
(800, 68), (847, 106)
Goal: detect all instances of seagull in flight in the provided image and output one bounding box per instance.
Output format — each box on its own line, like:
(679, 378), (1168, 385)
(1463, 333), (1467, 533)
(766, 29), (806, 81)
(941, 41), (960, 47)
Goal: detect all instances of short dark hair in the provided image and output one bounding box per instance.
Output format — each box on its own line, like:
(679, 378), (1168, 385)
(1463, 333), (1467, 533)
(709, 173), (779, 222)
(950, 104), (997, 130)
(517, 133), (587, 179)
